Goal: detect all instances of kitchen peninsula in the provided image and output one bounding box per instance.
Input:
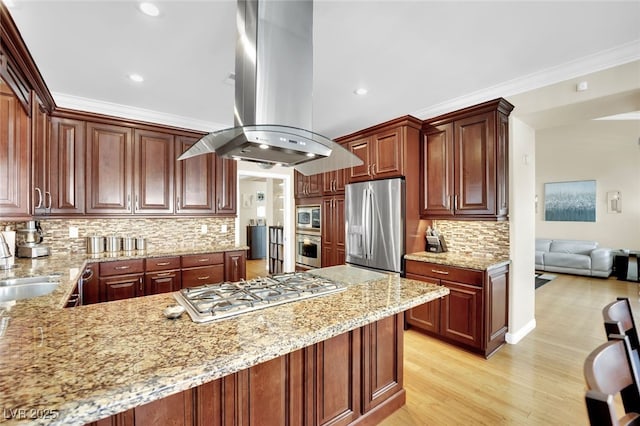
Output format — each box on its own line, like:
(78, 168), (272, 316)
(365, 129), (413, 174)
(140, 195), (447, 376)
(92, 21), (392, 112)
(0, 254), (447, 425)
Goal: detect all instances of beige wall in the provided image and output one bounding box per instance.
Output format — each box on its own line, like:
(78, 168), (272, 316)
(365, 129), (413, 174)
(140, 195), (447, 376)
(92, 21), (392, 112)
(535, 120), (640, 249)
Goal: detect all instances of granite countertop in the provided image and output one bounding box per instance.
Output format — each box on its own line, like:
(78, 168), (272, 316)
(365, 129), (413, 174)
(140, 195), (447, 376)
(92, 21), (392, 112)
(0, 261), (447, 425)
(405, 251), (510, 270)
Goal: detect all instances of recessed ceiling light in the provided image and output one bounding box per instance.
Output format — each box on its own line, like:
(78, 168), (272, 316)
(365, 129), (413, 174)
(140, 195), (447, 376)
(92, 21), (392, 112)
(139, 2), (160, 17)
(129, 73), (145, 83)
(354, 88), (368, 96)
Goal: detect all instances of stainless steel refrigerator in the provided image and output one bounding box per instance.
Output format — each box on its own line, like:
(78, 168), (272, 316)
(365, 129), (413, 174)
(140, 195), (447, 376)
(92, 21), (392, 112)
(345, 178), (405, 274)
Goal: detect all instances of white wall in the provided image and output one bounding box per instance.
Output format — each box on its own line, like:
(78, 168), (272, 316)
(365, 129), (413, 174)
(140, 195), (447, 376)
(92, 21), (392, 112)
(535, 120), (640, 249)
(507, 117), (537, 344)
(238, 179), (267, 246)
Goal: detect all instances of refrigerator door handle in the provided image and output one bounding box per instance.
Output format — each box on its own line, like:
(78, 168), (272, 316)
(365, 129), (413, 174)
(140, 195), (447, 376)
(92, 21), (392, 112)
(367, 188), (375, 259)
(361, 187), (369, 259)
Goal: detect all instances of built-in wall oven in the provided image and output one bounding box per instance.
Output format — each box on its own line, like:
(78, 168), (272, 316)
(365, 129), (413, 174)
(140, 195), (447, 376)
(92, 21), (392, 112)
(296, 205), (321, 231)
(296, 233), (321, 268)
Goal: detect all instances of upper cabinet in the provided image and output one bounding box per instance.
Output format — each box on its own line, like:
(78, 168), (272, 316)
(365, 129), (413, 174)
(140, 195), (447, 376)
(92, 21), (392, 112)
(294, 171), (323, 198)
(85, 122), (134, 214)
(215, 156), (237, 215)
(47, 116), (85, 215)
(420, 98), (513, 221)
(336, 116), (422, 184)
(322, 168), (345, 195)
(175, 136), (216, 214)
(134, 129), (175, 214)
(0, 80), (30, 217)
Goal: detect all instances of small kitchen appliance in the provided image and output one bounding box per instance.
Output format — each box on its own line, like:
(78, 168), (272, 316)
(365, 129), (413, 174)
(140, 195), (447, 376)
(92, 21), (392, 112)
(16, 221), (50, 258)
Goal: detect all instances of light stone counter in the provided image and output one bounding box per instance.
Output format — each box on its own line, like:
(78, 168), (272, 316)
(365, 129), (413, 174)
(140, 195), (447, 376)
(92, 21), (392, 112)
(405, 251), (510, 270)
(0, 261), (447, 425)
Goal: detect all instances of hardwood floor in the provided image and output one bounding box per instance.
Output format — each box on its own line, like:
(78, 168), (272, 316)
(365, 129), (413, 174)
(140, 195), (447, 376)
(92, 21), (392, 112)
(381, 273), (638, 425)
(246, 258), (268, 280)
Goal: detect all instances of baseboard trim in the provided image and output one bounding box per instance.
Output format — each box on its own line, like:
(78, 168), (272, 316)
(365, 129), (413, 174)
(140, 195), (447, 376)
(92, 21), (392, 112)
(506, 318), (537, 344)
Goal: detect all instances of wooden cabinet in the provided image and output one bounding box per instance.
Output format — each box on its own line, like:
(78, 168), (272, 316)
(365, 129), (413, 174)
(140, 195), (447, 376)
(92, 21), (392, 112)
(321, 195), (345, 267)
(181, 252), (225, 289)
(99, 259), (145, 302)
(47, 117), (85, 215)
(0, 80), (30, 217)
(323, 168), (345, 195)
(361, 314), (404, 414)
(145, 256), (181, 295)
(224, 250), (246, 282)
(81, 263), (100, 305)
(294, 170), (323, 198)
(405, 259), (509, 358)
(343, 125), (408, 183)
(134, 129), (174, 214)
(175, 136), (216, 214)
(31, 93), (50, 215)
(420, 98), (513, 220)
(215, 156), (237, 214)
(86, 122), (134, 214)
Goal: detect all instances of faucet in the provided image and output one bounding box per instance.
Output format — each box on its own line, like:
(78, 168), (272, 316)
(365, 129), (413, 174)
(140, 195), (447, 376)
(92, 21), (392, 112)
(0, 232), (14, 270)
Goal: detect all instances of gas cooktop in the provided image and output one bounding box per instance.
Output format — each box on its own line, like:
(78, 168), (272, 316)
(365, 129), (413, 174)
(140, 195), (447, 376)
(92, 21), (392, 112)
(173, 272), (346, 323)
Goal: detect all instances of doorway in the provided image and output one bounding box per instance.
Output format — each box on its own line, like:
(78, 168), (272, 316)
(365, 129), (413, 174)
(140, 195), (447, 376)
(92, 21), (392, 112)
(236, 162), (294, 278)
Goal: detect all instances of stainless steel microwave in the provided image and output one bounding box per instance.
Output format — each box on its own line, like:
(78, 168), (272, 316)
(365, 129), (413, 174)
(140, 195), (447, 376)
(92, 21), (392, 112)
(296, 205), (320, 231)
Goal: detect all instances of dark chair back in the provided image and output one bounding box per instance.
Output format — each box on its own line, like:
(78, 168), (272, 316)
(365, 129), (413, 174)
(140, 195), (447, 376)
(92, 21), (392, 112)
(585, 335), (640, 414)
(603, 298), (640, 351)
(585, 389), (640, 426)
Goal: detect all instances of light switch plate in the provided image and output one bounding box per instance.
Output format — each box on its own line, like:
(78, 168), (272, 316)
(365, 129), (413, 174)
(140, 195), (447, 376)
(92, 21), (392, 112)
(200, 225), (208, 234)
(69, 226), (79, 238)
(221, 224), (228, 233)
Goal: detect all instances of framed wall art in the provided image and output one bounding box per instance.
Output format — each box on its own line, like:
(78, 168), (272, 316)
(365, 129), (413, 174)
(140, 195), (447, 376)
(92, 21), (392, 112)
(544, 180), (596, 222)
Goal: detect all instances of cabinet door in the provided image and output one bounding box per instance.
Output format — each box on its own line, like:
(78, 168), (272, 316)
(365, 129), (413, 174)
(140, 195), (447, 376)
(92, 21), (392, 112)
(182, 265), (225, 288)
(134, 129), (174, 214)
(454, 112), (496, 215)
(175, 136), (216, 214)
(496, 112), (509, 218)
(0, 81), (30, 216)
(440, 280), (482, 349)
(86, 122), (133, 214)
(405, 274), (441, 333)
(145, 270), (181, 295)
(49, 117), (85, 215)
(81, 264), (100, 305)
(101, 274), (144, 302)
(485, 265), (509, 356)
(312, 329), (361, 426)
(421, 123), (454, 217)
(362, 313), (403, 413)
(334, 196), (345, 266)
(224, 250), (246, 282)
(322, 169), (345, 195)
(371, 128), (402, 179)
(32, 98), (49, 215)
(134, 388), (193, 426)
(321, 197), (334, 267)
(306, 173), (323, 197)
(215, 156), (237, 214)
(346, 137), (371, 182)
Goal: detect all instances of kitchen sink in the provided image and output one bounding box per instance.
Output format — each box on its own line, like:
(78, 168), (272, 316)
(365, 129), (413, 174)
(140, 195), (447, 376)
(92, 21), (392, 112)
(0, 274), (62, 302)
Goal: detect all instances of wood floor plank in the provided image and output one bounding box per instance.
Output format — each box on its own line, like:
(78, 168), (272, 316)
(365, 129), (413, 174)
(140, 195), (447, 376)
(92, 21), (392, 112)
(380, 273), (638, 425)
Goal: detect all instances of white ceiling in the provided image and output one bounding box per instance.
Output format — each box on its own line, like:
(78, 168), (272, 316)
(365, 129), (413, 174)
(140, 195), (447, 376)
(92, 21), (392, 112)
(6, 1), (640, 137)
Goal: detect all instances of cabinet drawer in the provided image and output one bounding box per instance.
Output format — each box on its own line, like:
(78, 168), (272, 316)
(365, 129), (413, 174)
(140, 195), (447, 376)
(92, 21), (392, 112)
(181, 252), (224, 268)
(405, 260), (482, 286)
(182, 265), (224, 288)
(100, 259), (145, 277)
(145, 256), (181, 272)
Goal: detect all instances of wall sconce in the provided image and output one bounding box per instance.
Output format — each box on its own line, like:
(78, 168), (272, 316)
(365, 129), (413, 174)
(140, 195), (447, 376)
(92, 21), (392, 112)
(607, 191), (622, 214)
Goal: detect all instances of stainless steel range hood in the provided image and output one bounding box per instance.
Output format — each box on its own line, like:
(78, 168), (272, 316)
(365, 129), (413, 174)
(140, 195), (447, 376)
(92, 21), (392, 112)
(178, 0), (362, 176)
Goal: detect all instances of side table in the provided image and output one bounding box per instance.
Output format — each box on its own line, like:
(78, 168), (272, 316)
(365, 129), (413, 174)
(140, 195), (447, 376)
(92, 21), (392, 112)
(613, 250), (639, 282)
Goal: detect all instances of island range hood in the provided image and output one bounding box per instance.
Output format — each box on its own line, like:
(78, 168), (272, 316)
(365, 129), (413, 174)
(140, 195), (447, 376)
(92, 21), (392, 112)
(178, 0), (363, 176)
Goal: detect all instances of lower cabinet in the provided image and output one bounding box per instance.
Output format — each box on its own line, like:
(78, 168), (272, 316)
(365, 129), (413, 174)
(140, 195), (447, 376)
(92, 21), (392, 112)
(81, 264), (100, 305)
(405, 260), (509, 358)
(144, 256), (181, 295)
(181, 252), (225, 289)
(224, 250), (246, 282)
(321, 195), (345, 268)
(99, 259), (145, 302)
(89, 314), (405, 426)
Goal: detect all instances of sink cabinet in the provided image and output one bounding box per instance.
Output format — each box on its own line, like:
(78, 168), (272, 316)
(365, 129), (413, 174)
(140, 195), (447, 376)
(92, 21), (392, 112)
(405, 259), (509, 358)
(420, 98), (513, 220)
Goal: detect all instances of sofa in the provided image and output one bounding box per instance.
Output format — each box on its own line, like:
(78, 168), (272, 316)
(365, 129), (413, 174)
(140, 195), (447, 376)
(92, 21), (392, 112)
(535, 239), (613, 278)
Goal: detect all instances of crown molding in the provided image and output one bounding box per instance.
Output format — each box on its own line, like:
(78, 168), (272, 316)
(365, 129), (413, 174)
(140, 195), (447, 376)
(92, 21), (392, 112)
(412, 40), (640, 121)
(52, 92), (228, 132)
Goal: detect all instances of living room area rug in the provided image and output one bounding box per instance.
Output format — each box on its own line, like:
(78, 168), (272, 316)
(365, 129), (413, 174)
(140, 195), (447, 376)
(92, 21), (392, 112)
(535, 272), (557, 289)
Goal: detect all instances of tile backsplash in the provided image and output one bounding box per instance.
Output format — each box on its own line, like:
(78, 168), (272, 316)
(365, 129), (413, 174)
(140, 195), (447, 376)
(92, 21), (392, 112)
(0, 217), (236, 255)
(432, 220), (510, 259)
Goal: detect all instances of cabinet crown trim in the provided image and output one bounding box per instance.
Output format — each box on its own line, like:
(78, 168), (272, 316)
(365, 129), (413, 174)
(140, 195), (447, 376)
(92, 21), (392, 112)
(422, 98), (514, 128)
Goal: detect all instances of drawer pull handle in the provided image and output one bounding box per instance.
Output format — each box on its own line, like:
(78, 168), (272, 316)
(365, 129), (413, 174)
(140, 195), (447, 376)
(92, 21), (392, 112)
(198, 258), (210, 262)
(156, 272), (172, 277)
(197, 276), (210, 280)
(431, 269), (449, 275)
(115, 266), (130, 270)
(155, 262), (170, 266)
